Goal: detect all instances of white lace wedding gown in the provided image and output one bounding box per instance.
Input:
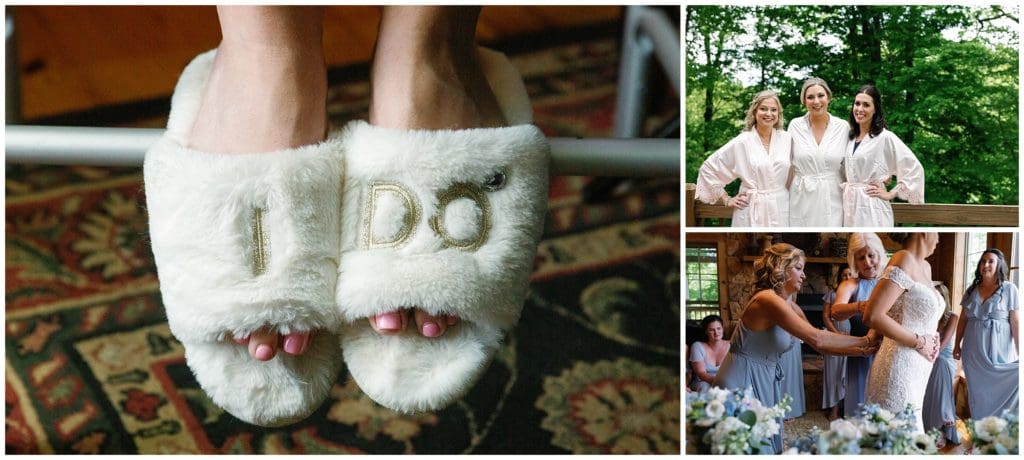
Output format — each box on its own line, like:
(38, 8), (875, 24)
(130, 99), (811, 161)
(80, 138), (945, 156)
(865, 266), (944, 433)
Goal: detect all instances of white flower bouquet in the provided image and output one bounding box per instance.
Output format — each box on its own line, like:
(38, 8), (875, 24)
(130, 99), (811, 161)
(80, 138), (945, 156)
(968, 409), (1018, 454)
(685, 386), (792, 454)
(787, 403), (938, 455)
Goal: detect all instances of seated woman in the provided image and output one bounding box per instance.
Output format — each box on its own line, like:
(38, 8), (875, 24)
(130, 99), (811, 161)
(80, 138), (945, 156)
(688, 314), (729, 393)
(713, 243), (878, 453)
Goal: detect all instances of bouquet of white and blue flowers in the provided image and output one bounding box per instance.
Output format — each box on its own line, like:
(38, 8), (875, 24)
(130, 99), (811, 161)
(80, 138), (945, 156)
(685, 386), (791, 454)
(787, 403), (937, 455)
(968, 409), (1018, 454)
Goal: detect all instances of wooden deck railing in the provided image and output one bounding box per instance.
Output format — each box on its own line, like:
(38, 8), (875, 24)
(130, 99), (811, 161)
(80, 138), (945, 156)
(685, 184), (1020, 227)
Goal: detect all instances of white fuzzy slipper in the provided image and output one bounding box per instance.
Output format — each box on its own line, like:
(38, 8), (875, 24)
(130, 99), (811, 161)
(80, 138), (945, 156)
(144, 50), (344, 426)
(335, 49), (550, 413)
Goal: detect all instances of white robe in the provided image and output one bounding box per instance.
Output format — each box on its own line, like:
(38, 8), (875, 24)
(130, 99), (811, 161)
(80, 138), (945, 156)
(841, 129), (925, 227)
(696, 129), (791, 227)
(788, 114), (849, 227)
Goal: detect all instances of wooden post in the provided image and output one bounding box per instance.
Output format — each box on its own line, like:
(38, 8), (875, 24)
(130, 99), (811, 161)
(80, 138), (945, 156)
(685, 183), (696, 227)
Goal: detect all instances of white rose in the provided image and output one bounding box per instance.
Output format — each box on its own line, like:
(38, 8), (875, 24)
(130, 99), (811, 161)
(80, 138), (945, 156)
(706, 400), (726, 420)
(752, 418), (779, 440)
(877, 408), (893, 422)
(863, 422), (880, 435)
(977, 416), (1009, 442)
(829, 419), (861, 440)
(707, 386), (730, 402)
(709, 416), (748, 445)
(887, 418), (906, 431)
(994, 434), (1017, 451)
(695, 417), (716, 427)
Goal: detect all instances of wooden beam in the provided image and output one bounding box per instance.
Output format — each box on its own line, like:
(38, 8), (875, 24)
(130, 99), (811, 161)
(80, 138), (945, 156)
(686, 184), (1020, 227)
(892, 203), (1019, 227)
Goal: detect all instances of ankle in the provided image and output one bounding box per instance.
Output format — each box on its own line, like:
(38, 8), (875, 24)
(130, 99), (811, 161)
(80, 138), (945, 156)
(369, 47), (504, 130)
(188, 49), (327, 153)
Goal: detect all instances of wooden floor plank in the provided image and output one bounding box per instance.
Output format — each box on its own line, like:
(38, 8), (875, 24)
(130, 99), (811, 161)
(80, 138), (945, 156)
(11, 5), (621, 120)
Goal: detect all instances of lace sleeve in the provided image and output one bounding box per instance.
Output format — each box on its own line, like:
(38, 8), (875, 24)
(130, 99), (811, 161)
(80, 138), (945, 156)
(695, 135), (743, 204)
(883, 131), (925, 204)
(881, 265), (914, 290)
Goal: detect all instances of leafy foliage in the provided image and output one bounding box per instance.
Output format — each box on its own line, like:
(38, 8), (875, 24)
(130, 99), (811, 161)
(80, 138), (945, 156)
(685, 5), (1019, 204)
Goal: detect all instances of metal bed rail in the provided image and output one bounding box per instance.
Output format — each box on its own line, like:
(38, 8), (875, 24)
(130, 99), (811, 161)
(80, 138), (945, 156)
(4, 125), (680, 177)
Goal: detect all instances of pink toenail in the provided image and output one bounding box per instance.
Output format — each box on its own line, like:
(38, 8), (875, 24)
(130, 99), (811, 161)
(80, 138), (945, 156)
(283, 335), (302, 354)
(255, 344), (274, 361)
(376, 313), (402, 331)
(422, 322), (441, 337)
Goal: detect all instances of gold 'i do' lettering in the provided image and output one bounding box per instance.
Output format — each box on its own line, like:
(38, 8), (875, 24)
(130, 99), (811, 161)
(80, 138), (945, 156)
(360, 180), (493, 251)
(252, 207), (268, 276)
(428, 182), (491, 251)
(362, 182), (421, 249)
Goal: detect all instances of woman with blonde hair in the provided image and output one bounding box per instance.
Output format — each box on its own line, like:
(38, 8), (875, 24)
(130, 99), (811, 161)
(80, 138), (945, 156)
(713, 243), (878, 453)
(788, 77), (850, 227)
(863, 232), (943, 433)
(696, 90), (792, 226)
(830, 232), (888, 417)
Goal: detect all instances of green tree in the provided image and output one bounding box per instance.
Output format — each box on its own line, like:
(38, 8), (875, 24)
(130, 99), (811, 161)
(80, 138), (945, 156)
(684, 4), (1019, 205)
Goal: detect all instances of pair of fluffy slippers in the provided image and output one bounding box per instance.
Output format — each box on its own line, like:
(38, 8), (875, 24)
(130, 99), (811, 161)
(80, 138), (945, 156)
(144, 49), (548, 426)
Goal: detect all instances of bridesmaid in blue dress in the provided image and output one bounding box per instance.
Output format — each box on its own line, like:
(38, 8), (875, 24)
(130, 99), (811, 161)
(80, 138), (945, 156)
(924, 304), (961, 448)
(780, 337), (806, 419)
(689, 315), (728, 392)
(828, 233), (887, 418)
(822, 266), (855, 420)
(713, 243), (878, 453)
(953, 249), (1019, 419)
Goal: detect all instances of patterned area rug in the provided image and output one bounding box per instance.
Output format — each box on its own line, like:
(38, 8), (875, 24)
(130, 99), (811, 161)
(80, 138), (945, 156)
(5, 34), (681, 454)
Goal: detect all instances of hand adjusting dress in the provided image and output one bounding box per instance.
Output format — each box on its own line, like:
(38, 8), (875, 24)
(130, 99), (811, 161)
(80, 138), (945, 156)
(865, 266), (944, 433)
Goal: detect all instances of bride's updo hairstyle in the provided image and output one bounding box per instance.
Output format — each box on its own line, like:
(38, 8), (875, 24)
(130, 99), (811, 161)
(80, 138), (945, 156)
(754, 243), (805, 292)
(888, 232), (914, 246)
(846, 233), (889, 274)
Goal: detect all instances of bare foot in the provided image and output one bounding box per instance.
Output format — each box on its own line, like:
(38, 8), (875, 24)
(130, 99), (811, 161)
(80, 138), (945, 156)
(363, 7), (506, 338)
(196, 7), (328, 358)
(368, 310), (461, 338)
(233, 330), (312, 361)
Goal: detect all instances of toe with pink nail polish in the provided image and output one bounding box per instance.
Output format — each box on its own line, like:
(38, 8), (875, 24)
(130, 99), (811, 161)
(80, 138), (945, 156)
(421, 321), (441, 337)
(375, 312), (403, 332)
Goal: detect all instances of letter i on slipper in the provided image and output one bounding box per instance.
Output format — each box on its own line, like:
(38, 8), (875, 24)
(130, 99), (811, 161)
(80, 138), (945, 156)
(336, 48), (550, 413)
(144, 50), (344, 426)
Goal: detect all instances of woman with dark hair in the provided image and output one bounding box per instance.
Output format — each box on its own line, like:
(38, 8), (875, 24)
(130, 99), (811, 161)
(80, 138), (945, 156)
(688, 314), (728, 393)
(953, 248), (1019, 418)
(862, 232), (943, 433)
(713, 243), (878, 453)
(841, 85), (925, 227)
